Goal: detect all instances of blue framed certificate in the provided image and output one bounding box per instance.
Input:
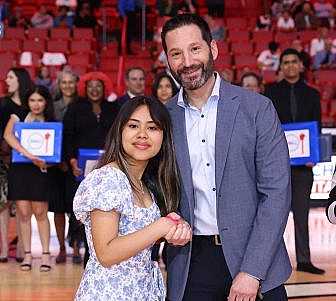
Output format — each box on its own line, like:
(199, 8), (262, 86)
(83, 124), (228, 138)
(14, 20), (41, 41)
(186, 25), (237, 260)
(282, 121), (320, 166)
(77, 148), (104, 181)
(12, 122), (63, 163)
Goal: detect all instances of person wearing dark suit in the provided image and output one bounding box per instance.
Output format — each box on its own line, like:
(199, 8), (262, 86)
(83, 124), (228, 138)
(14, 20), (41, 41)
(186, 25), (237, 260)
(265, 48), (325, 275)
(114, 67), (146, 110)
(162, 14), (291, 301)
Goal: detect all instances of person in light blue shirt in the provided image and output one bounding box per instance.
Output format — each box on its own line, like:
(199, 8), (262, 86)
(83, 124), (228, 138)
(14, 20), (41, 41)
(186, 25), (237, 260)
(162, 14), (292, 301)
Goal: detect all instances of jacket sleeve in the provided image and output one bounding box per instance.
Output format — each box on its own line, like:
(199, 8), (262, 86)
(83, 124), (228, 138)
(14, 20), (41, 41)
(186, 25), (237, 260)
(240, 98), (291, 280)
(326, 185), (336, 224)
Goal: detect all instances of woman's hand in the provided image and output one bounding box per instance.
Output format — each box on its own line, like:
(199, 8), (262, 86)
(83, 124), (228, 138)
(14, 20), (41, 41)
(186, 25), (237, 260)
(30, 155), (47, 170)
(70, 158), (82, 177)
(164, 213), (192, 246)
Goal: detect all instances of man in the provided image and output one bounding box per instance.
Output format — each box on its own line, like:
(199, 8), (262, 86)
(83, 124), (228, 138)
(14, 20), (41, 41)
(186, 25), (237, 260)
(327, 179), (336, 224)
(114, 67), (145, 109)
(265, 48), (325, 275)
(313, 38), (336, 70)
(295, 2), (320, 31)
(257, 41), (281, 71)
(163, 14), (292, 301)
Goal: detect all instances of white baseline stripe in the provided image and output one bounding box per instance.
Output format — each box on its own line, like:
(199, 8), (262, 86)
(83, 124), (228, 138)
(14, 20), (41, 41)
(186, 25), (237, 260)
(285, 283), (336, 298)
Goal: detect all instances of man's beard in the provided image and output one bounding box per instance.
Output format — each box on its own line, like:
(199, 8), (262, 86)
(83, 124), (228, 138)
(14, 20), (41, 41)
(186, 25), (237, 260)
(169, 52), (214, 91)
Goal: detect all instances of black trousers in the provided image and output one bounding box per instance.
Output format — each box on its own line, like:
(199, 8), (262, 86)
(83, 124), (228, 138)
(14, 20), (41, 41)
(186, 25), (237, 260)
(291, 167), (313, 264)
(181, 236), (287, 301)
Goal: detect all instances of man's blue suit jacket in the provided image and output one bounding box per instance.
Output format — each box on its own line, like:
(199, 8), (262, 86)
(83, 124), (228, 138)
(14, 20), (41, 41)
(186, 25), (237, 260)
(166, 79), (292, 301)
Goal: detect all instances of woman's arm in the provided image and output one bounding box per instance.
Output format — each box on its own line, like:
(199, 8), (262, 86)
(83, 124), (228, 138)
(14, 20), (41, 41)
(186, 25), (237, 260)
(91, 209), (180, 268)
(4, 115), (46, 168)
(4, 115), (34, 160)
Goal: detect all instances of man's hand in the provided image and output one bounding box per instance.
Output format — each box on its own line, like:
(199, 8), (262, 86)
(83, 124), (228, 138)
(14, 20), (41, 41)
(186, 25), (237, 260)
(228, 272), (260, 301)
(164, 213), (192, 246)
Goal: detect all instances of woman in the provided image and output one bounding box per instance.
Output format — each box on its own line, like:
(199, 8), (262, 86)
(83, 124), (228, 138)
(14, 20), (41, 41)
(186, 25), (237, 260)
(48, 68), (79, 264)
(4, 85), (55, 272)
(63, 71), (119, 266)
(0, 68), (34, 262)
(35, 66), (53, 92)
(73, 96), (191, 300)
(152, 72), (178, 104)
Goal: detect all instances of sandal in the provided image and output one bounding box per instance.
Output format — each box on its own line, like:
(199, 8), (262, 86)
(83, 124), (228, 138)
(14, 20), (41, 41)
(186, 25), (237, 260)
(20, 251), (32, 271)
(40, 252), (51, 272)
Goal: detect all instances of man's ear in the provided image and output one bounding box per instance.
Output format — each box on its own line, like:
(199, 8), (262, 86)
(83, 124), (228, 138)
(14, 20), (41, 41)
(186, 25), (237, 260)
(210, 40), (218, 61)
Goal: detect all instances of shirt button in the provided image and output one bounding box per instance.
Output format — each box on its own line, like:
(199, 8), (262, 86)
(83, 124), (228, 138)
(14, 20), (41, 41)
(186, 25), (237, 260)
(206, 163), (210, 166)
(212, 188), (216, 191)
(202, 139), (206, 143)
(201, 114), (205, 118)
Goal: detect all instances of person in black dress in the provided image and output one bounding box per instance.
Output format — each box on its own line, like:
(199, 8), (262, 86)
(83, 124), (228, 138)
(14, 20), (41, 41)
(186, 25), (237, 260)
(4, 85), (55, 272)
(0, 68), (34, 263)
(63, 71), (119, 267)
(48, 69), (80, 264)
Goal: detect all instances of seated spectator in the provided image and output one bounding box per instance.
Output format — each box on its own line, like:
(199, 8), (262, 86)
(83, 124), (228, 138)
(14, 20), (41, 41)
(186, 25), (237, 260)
(35, 66), (54, 92)
(54, 5), (74, 28)
(240, 72), (263, 94)
(257, 41), (281, 71)
(291, 0), (307, 18)
(310, 26), (329, 57)
(277, 10), (295, 32)
(73, 2), (100, 28)
(56, 0), (77, 8)
(203, 14), (225, 41)
(313, 38), (336, 69)
(256, 12), (272, 31)
(31, 5), (54, 29)
(8, 7), (30, 29)
(157, 0), (196, 16)
(220, 68), (234, 83)
(295, 1), (320, 30)
(271, 0), (284, 18)
(313, 0), (335, 28)
(291, 39), (311, 70)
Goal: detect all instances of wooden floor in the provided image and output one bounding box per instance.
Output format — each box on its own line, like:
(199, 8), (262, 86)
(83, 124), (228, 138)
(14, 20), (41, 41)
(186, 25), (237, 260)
(0, 208), (335, 301)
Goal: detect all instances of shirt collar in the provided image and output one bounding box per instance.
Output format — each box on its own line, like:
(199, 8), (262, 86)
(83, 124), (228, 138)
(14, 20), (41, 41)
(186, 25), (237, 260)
(177, 72), (221, 109)
(127, 91), (137, 99)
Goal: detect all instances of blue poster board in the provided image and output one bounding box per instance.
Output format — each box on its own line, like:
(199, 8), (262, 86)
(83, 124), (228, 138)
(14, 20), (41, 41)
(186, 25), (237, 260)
(282, 121), (320, 166)
(12, 122), (63, 163)
(77, 148), (104, 181)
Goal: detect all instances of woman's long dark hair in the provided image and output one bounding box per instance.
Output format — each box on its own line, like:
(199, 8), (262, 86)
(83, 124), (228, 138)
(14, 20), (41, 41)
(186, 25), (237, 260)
(23, 85), (55, 121)
(8, 68), (34, 102)
(97, 96), (180, 215)
(152, 72), (179, 101)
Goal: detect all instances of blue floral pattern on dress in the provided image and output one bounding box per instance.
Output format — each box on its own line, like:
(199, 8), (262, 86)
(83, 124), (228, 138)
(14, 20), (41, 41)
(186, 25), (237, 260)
(73, 165), (165, 301)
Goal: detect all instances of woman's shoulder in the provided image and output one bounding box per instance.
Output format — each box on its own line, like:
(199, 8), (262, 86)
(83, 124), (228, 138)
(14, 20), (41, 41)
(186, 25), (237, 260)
(83, 165), (130, 190)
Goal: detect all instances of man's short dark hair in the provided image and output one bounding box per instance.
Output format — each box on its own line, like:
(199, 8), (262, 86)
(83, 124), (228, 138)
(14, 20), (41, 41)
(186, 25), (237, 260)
(280, 48), (302, 64)
(125, 67), (145, 80)
(161, 14), (212, 54)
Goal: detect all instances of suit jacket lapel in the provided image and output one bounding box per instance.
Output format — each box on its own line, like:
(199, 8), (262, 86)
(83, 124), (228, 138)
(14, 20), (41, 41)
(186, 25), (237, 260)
(168, 103), (195, 223)
(215, 81), (240, 191)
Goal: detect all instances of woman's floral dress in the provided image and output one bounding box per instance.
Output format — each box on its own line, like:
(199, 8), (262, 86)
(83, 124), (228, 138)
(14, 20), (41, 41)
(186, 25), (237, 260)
(73, 165), (165, 301)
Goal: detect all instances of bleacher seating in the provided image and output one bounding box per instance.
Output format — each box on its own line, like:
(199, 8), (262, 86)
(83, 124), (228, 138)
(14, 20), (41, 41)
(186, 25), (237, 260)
(1, 0), (335, 127)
